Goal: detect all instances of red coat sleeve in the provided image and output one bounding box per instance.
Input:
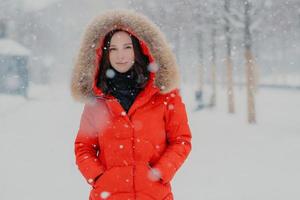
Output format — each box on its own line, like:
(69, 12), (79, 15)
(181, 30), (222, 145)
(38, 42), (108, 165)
(74, 103), (105, 186)
(152, 89), (192, 184)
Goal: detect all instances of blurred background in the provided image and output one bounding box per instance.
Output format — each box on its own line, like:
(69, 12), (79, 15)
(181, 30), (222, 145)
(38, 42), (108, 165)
(0, 0), (299, 199)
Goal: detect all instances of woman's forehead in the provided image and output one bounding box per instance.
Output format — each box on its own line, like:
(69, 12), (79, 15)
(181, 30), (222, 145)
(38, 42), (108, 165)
(110, 31), (133, 45)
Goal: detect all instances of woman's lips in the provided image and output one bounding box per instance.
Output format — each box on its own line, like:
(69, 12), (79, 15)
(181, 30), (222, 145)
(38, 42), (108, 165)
(116, 62), (128, 64)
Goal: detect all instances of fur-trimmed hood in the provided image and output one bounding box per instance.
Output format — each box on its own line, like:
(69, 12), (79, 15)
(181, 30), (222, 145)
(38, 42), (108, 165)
(70, 9), (180, 103)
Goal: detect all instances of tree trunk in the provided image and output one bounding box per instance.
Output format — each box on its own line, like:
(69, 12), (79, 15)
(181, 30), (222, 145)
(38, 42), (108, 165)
(225, 57), (235, 113)
(197, 32), (204, 91)
(245, 49), (256, 123)
(195, 32), (205, 109)
(244, 0), (256, 124)
(209, 27), (217, 107)
(224, 0), (235, 113)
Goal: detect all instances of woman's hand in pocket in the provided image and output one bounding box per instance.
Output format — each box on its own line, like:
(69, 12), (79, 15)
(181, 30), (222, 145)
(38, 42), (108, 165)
(92, 173), (104, 188)
(147, 163), (162, 182)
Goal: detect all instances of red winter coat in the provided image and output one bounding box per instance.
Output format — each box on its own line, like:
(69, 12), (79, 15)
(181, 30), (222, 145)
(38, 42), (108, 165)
(71, 9), (192, 200)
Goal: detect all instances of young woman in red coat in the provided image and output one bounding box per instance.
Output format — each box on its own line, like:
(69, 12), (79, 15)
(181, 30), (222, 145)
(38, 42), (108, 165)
(71, 9), (192, 200)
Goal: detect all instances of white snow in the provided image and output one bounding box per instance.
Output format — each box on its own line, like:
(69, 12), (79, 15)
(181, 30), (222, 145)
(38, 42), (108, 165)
(0, 81), (299, 200)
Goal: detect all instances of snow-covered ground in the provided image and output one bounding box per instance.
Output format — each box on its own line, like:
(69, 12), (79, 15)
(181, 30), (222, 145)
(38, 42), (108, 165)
(0, 81), (299, 200)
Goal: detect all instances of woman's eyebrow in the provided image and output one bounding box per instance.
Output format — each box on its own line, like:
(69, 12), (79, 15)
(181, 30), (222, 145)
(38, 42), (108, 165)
(110, 43), (132, 47)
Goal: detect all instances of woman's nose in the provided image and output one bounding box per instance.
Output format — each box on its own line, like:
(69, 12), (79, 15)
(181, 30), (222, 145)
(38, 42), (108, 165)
(116, 51), (126, 60)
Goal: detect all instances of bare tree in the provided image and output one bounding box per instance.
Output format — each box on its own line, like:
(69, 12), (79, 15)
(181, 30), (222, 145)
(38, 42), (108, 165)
(224, 0), (235, 113)
(244, 0), (256, 123)
(195, 31), (205, 109)
(189, 1), (209, 109)
(190, 0), (221, 108)
(209, 25), (217, 107)
(226, 0), (267, 123)
(190, 0), (222, 109)
(205, 1), (223, 108)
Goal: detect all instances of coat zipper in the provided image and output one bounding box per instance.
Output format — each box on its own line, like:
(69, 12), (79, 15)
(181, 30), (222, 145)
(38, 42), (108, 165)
(130, 117), (136, 200)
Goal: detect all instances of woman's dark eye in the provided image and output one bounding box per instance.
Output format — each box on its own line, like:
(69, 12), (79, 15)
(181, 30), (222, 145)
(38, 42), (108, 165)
(109, 48), (116, 51)
(126, 46), (132, 49)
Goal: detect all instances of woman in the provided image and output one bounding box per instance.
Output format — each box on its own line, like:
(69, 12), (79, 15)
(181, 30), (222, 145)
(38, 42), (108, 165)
(71, 9), (192, 200)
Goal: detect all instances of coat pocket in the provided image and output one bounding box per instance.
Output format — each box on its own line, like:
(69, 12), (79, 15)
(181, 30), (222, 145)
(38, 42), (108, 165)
(92, 173), (104, 189)
(134, 163), (171, 199)
(91, 166), (133, 197)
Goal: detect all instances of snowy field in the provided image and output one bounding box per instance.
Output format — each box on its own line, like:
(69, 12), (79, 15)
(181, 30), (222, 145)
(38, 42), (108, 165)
(0, 81), (299, 200)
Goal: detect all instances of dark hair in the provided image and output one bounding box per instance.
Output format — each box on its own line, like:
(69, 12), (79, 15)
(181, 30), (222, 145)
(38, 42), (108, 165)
(97, 29), (150, 95)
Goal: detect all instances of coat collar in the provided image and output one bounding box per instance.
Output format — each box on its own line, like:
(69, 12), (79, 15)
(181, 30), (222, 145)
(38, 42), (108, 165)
(104, 72), (160, 118)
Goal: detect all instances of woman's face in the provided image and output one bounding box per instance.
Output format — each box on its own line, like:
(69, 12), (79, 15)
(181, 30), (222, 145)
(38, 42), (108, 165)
(109, 31), (135, 73)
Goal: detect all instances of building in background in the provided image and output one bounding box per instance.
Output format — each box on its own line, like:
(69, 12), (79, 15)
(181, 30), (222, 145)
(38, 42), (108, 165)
(0, 20), (31, 97)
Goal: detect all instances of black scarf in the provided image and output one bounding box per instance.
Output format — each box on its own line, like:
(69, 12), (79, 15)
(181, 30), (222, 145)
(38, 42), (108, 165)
(106, 67), (143, 113)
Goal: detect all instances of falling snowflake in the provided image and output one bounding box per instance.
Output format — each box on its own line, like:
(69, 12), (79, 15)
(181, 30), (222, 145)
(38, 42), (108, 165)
(100, 191), (111, 199)
(148, 167), (161, 182)
(168, 104), (174, 110)
(106, 69), (115, 78)
(147, 62), (159, 72)
(119, 144), (124, 149)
